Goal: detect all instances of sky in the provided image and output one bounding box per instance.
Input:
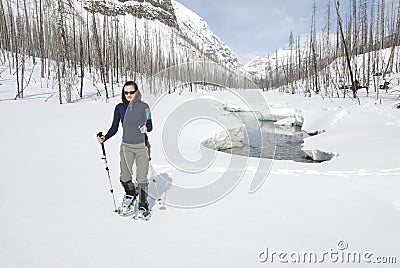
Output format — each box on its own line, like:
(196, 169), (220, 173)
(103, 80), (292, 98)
(176, 0), (333, 63)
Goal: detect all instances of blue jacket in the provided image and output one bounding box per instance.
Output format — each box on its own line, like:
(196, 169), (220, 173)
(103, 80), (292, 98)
(105, 102), (153, 144)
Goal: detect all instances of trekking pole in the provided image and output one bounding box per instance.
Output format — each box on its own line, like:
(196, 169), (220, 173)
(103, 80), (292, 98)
(144, 137), (162, 205)
(144, 133), (161, 204)
(97, 132), (118, 213)
(150, 162), (162, 204)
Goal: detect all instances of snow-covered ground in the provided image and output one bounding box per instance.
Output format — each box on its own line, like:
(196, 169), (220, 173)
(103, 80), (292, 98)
(1, 66), (400, 267)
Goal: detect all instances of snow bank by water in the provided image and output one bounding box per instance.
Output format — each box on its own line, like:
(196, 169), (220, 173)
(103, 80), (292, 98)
(202, 125), (244, 150)
(273, 109), (303, 127)
(223, 102), (304, 126)
(303, 149), (338, 162)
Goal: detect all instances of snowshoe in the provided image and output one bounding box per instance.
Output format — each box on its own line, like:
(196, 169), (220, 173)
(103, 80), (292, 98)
(132, 201), (151, 220)
(118, 195), (136, 217)
(138, 201), (151, 220)
(139, 208), (151, 220)
(135, 208), (151, 220)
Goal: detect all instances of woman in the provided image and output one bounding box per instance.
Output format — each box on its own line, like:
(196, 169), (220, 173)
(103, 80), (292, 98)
(98, 81), (153, 217)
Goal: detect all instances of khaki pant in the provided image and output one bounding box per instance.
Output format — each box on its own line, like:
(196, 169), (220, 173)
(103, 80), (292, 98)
(119, 142), (149, 187)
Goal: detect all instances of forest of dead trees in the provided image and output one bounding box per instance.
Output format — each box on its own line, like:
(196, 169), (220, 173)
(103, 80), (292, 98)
(1, 0), (400, 104)
(257, 0), (400, 99)
(0, 0), (253, 104)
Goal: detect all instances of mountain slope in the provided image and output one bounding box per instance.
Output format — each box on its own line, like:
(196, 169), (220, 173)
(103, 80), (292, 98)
(172, 1), (239, 67)
(83, 0), (239, 68)
(84, 0), (179, 28)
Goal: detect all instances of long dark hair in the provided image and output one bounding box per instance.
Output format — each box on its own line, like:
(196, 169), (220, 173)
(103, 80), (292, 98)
(121, 81), (141, 107)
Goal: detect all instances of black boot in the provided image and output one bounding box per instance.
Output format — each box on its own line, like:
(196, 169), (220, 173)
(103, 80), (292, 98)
(121, 180), (137, 197)
(139, 185), (149, 211)
(138, 185), (151, 220)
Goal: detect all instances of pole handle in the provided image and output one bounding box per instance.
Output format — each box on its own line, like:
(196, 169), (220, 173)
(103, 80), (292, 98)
(97, 132), (106, 156)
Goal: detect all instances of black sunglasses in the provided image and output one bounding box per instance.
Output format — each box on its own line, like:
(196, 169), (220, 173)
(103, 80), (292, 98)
(124, 90), (137, 95)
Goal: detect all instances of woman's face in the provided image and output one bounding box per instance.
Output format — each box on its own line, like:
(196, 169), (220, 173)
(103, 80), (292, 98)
(124, 85), (136, 102)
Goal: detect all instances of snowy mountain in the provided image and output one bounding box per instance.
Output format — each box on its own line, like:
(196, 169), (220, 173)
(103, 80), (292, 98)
(84, 0), (240, 68)
(243, 44), (307, 79)
(243, 33), (326, 79)
(84, 0), (179, 28)
(244, 49), (295, 78)
(172, 1), (239, 67)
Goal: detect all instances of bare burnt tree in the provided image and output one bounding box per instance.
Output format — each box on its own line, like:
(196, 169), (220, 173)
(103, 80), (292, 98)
(92, 11), (109, 99)
(335, 0), (357, 98)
